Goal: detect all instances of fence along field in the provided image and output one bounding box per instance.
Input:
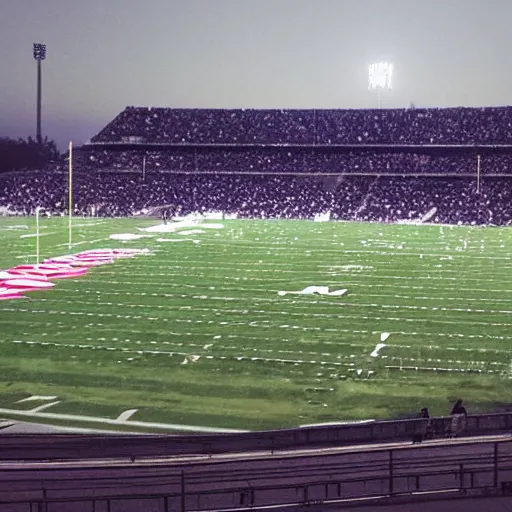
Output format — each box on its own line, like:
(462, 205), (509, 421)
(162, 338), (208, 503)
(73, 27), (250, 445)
(0, 215), (512, 432)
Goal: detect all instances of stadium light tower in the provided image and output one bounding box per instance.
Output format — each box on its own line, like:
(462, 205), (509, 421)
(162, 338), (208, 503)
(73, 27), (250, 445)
(33, 43), (47, 143)
(368, 62), (393, 109)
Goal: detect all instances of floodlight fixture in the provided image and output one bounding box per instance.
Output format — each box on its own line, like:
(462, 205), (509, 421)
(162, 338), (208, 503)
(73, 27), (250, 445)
(368, 62), (393, 108)
(33, 43), (46, 61)
(33, 43), (47, 143)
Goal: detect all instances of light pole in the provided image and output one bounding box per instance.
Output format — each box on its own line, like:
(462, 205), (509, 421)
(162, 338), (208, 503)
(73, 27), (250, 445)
(368, 62), (393, 109)
(33, 43), (46, 143)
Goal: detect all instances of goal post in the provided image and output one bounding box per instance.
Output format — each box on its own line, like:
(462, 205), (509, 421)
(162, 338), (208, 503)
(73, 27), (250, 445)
(68, 141), (73, 249)
(35, 206), (40, 263)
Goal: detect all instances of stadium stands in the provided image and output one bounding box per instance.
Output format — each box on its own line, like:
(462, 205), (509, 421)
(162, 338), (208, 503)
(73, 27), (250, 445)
(92, 107), (316, 145)
(1, 170), (511, 225)
(85, 147), (485, 175)
(2, 106), (512, 224)
(91, 106), (512, 145)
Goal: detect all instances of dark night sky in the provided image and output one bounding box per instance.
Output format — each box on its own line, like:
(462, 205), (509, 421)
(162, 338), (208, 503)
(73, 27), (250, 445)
(1, 0), (512, 149)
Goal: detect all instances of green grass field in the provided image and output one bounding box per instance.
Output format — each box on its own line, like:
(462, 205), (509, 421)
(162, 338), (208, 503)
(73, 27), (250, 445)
(1, 216), (512, 432)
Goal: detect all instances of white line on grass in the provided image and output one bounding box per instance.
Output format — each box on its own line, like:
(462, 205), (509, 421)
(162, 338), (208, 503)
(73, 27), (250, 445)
(29, 401), (61, 413)
(0, 407), (248, 433)
(3, 306), (512, 329)
(5, 339), (503, 375)
(31, 295), (512, 317)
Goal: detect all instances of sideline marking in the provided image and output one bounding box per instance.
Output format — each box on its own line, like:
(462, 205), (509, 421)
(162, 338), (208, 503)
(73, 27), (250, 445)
(0, 407), (248, 433)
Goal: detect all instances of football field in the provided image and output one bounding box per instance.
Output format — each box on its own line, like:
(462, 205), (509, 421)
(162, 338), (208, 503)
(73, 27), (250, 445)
(1, 216), (512, 432)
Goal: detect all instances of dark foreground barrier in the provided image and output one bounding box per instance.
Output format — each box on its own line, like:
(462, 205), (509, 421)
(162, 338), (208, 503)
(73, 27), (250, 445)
(0, 411), (511, 461)
(2, 439), (512, 512)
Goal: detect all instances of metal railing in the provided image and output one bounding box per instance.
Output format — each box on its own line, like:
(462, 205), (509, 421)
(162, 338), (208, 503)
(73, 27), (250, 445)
(1, 439), (512, 511)
(1, 411), (512, 461)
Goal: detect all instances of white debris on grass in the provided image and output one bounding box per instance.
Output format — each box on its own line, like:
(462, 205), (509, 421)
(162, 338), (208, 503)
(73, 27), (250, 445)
(140, 219), (224, 234)
(181, 354), (201, 365)
(313, 212), (331, 222)
(202, 211), (224, 220)
(278, 286), (348, 297)
(140, 220), (197, 233)
(380, 332), (391, 342)
(115, 409), (138, 422)
(178, 229), (206, 235)
(370, 343), (387, 357)
(327, 289), (348, 296)
(199, 223), (224, 230)
(156, 238), (188, 243)
(109, 234), (152, 241)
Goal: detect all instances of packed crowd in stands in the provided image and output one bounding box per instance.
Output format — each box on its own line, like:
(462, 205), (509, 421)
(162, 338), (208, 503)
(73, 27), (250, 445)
(85, 147), (512, 175)
(92, 106), (512, 145)
(93, 108), (315, 145)
(1, 170), (511, 225)
(3, 106), (512, 225)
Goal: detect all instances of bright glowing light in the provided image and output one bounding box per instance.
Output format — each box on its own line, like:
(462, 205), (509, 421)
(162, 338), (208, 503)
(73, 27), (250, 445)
(368, 62), (393, 90)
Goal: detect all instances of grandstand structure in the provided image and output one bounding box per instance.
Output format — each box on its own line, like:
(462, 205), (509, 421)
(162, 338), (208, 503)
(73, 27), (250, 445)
(3, 105), (512, 224)
(85, 106), (512, 180)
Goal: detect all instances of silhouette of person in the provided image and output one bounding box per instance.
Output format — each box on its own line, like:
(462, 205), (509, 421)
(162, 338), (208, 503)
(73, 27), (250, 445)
(451, 399), (467, 416)
(450, 399), (467, 437)
(413, 407), (432, 443)
(420, 407), (433, 440)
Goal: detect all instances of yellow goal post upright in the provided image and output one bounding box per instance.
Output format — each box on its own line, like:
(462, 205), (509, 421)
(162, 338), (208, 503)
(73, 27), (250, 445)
(68, 141), (73, 250)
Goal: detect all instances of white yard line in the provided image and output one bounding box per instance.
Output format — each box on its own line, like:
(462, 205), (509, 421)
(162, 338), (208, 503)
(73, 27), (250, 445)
(20, 232), (56, 239)
(29, 401), (61, 413)
(26, 295), (512, 317)
(0, 407), (247, 433)
(4, 339), (503, 374)
(2, 306), (512, 328)
(56, 238), (106, 247)
(54, 285), (512, 306)
(341, 249), (512, 260)
(69, 267), (512, 286)
(7, 339), (358, 367)
(17, 395), (57, 403)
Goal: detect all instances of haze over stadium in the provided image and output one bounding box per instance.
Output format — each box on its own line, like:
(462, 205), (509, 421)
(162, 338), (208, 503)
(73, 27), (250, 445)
(1, 0), (512, 149)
